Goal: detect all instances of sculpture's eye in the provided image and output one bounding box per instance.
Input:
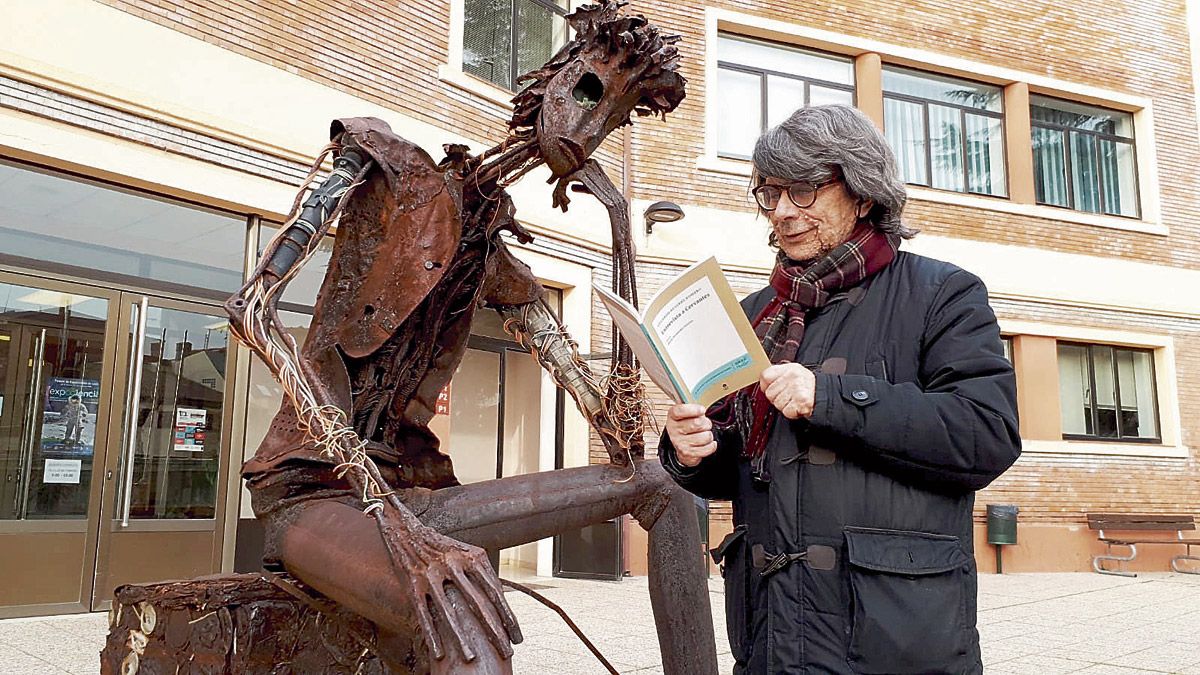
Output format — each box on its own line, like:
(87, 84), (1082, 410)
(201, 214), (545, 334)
(572, 72), (604, 110)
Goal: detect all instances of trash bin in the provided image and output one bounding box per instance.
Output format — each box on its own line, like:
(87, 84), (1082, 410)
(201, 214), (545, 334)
(986, 504), (1019, 545)
(986, 504), (1018, 573)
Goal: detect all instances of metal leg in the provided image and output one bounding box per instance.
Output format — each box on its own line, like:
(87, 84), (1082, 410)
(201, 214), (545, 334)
(1093, 542), (1138, 577)
(1171, 544), (1199, 574)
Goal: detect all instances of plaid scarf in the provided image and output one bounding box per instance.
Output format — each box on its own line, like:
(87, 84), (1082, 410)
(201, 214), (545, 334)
(710, 224), (900, 460)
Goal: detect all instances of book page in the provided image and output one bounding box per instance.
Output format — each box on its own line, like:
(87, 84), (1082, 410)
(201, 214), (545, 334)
(595, 286), (686, 401)
(648, 274), (755, 405)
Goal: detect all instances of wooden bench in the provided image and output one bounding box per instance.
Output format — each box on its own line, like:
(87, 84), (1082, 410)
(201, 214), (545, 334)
(1087, 513), (1200, 577)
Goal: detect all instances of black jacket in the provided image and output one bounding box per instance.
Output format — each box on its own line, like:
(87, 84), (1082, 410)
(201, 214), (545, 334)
(662, 251), (1020, 674)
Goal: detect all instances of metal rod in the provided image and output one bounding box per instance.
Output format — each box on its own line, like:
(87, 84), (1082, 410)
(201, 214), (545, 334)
(120, 297), (149, 527)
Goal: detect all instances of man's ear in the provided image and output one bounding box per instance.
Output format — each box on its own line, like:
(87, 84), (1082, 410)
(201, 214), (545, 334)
(856, 199), (875, 221)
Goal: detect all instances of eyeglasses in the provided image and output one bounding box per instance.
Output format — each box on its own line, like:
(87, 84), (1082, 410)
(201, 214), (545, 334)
(752, 177), (841, 211)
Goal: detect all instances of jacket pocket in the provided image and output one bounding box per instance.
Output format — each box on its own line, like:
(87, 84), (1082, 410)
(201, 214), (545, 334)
(710, 525), (751, 664)
(844, 527), (969, 674)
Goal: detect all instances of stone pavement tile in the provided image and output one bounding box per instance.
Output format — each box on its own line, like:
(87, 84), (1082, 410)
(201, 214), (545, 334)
(984, 654), (1094, 674)
(980, 643), (1026, 667)
(1102, 643), (1200, 672)
(514, 645), (624, 674)
(0, 646), (68, 675)
(977, 619), (1043, 641)
(592, 635), (667, 671)
(1073, 666), (1172, 674)
(1041, 639), (1157, 665)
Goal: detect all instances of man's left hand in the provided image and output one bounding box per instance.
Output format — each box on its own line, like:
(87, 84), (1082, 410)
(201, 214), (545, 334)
(760, 363), (816, 420)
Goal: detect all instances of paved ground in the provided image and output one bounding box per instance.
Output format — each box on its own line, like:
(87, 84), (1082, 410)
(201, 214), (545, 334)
(2, 572), (1198, 673)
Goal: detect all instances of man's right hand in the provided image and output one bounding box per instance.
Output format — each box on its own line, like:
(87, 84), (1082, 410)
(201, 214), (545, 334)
(666, 403), (717, 468)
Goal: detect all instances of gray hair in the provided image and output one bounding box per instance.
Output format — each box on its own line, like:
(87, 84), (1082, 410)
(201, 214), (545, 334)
(752, 104), (916, 239)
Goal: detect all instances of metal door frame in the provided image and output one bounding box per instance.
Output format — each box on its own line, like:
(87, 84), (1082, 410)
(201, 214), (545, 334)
(0, 269), (121, 619)
(90, 291), (237, 610)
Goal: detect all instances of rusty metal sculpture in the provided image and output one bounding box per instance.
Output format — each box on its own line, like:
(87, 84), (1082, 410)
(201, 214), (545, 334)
(201, 3), (714, 673)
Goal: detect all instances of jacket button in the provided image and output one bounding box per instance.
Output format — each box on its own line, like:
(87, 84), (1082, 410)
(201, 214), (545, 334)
(423, 260), (435, 270)
(851, 390), (870, 401)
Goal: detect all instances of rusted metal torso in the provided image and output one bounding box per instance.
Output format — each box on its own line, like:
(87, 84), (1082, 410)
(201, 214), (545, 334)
(243, 118), (542, 494)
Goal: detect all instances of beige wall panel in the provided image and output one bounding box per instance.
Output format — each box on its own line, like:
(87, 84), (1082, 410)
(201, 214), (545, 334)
(1013, 335), (1063, 441)
(0, 532), (88, 606)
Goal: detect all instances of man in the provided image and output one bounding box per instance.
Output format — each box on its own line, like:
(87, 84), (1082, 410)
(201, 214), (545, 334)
(661, 105), (1020, 674)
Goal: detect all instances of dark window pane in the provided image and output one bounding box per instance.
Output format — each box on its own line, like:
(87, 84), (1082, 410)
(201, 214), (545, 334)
(1115, 349), (1158, 438)
(1070, 132), (1101, 213)
(515, 0), (567, 81)
(1033, 126), (1068, 207)
(463, 0), (514, 90)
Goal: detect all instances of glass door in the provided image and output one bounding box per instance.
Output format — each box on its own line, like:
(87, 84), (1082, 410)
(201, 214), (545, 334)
(0, 275), (116, 617)
(91, 293), (233, 609)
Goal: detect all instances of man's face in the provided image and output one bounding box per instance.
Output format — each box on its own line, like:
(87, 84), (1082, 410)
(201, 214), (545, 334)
(763, 176), (865, 262)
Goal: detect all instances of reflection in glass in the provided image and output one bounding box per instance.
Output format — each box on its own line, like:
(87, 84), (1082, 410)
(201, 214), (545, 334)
(885, 98), (927, 186)
(1057, 342), (1159, 441)
(0, 161), (245, 294)
(1033, 126), (1068, 207)
(241, 310), (311, 519)
(717, 68), (762, 159)
(1030, 96), (1138, 217)
(1058, 344), (1090, 436)
(447, 349), (501, 485)
(0, 282), (107, 520)
(258, 227), (334, 309)
(716, 34), (855, 159)
(120, 305), (227, 519)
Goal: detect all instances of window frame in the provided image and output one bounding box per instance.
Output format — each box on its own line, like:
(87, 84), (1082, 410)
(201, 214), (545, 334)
(1058, 340), (1161, 444)
(463, 0), (570, 93)
(882, 66), (1008, 197)
(715, 34), (856, 161)
(1030, 97), (1141, 219)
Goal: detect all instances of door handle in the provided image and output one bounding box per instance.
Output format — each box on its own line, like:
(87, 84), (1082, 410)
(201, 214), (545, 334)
(16, 328), (46, 519)
(119, 297), (149, 527)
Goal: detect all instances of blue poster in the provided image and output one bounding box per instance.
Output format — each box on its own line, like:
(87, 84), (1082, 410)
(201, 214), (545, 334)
(40, 377), (101, 457)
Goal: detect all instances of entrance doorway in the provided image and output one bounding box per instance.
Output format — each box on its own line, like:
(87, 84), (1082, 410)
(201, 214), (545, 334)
(0, 272), (235, 617)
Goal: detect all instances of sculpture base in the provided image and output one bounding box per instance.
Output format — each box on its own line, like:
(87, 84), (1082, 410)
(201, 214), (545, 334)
(100, 572), (411, 674)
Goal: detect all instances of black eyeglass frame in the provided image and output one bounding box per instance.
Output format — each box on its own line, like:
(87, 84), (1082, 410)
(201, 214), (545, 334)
(752, 177), (842, 211)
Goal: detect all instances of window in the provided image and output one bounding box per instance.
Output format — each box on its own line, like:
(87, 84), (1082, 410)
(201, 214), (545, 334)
(1031, 96), (1138, 218)
(716, 34), (855, 159)
(1001, 336), (1014, 362)
(0, 160), (245, 295)
(883, 67), (1006, 197)
(463, 0), (569, 91)
(1057, 342), (1158, 441)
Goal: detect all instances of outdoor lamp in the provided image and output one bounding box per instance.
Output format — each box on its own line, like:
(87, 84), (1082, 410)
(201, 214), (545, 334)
(643, 201), (685, 234)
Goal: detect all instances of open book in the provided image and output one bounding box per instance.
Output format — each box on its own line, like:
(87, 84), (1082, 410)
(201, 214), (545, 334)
(595, 257), (771, 407)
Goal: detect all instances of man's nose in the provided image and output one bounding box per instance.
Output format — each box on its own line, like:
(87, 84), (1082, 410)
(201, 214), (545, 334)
(774, 190), (802, 219)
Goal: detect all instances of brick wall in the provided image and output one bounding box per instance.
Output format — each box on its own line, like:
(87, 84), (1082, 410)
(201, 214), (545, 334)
(96, 0), (626, 178)
(622, 0), (1200, 271)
